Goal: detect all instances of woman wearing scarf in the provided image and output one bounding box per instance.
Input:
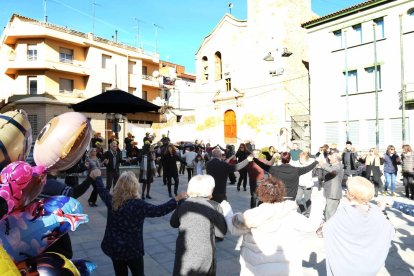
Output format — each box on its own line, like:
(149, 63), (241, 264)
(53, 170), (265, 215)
(360, 148), (384, 197)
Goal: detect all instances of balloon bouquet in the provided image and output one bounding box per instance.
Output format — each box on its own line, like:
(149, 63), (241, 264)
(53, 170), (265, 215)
(0, 110), (96, 275)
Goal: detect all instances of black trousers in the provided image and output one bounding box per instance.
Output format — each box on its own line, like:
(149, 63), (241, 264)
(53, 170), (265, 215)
(186, 168), (194, 182)
(167, 176), (179, 195)
(106, 170), (119, 191)
(88, 186), (98, 203)
(112, 256), (144, 276)
(403, 172), (414, 199)
(249, 179), (258, 208)
(237, 168), (248, 189)
(228, 172), (236, 184)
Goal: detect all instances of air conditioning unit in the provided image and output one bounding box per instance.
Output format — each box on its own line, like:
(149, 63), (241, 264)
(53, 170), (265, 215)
(75, 91), (84, 98)
(281, 48), (292, 57)
(269, 68), (284, 76)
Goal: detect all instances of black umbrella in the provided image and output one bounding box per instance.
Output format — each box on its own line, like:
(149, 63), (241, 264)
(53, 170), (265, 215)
(71, 89), (160, 114)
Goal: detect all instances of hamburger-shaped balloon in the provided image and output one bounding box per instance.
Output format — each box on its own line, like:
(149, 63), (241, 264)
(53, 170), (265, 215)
(34, 112), (92, 171)
(0, 110), (32, 171)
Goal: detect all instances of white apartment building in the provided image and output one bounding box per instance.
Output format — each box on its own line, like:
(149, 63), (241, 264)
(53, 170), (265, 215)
(193, 0), (315, 148)
(303, 0), (414, 152)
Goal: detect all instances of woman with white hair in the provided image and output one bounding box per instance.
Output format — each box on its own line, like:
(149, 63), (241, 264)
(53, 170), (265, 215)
(323, 176), (394, 276)
(170, 175), (227, 275)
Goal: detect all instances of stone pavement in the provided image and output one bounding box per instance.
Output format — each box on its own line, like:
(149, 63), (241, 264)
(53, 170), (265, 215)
(70, 173), (414, 276)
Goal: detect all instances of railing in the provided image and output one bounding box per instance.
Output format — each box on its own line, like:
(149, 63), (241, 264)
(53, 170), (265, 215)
(142, 74), (157, 82)
(27, 54), (37, 61)
(291, 114), (310, 141)
(405, 83), (414, 101)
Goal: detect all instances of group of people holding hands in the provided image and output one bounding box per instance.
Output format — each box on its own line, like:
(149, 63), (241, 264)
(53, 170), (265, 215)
(80, 135), (399, 276)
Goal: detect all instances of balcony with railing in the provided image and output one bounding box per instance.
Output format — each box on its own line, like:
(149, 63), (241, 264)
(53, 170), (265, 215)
(5, 53), (90, 76)
(142, 74), (160, 88)
(404, 83), (414, 110)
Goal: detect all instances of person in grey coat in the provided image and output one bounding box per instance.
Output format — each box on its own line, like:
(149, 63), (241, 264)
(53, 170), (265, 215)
(319, 151), (344, 221)
(170, 175), (227, 276)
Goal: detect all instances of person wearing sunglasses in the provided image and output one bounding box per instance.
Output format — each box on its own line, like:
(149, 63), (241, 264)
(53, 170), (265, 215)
(383, 145), (401, 196)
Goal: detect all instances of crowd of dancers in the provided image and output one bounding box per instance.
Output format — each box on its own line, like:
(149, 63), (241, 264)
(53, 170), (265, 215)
(70, 131), (409, 275)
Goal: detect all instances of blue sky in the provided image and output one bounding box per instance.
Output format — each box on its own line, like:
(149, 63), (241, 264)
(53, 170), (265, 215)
(0, 0), (364, 73)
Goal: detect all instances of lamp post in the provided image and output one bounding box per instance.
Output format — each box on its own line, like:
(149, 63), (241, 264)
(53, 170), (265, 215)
(400, 14), (406, 144)
(373, 23), (379, 149)
(344, 29), (350, 142)
(106, 113), (124, 142)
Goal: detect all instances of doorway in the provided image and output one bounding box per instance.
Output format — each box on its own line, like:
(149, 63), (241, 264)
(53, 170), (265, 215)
(224, 110), (237, 144)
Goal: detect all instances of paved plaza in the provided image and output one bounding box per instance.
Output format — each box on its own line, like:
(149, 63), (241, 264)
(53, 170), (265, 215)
(70, 173), (414, 276)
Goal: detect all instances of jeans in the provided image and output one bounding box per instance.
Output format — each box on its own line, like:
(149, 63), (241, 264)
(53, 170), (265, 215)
(296, 186), (312, 215)
(324, 198), (340, 221)
(384, 172), (396, 193)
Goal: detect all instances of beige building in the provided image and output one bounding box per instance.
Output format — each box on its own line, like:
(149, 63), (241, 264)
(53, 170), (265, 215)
(302, 0), (414, 152)
(193, 0), (315, 149)
(0, 14), (168, 148)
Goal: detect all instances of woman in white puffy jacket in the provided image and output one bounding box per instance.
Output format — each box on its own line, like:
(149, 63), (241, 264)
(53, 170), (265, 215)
(221, 177), (325, 276)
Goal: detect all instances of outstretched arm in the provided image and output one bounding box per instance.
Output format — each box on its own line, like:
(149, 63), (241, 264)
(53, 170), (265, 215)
(220, 200), (250, 236)
(72, 177), (94, 199)
(298, 161), (318, 175)
(144, 192), (186, 218)
(252, 157), (270, 172)
(235, 158), (250, 171)
(90, 169), (112, 208)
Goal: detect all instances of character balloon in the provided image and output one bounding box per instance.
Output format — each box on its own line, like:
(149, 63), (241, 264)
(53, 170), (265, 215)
(16, 252), (80, 276)
(0, 161), (46, 219)
(0, 109), (32, 171)
(34, 112), (92, 171)
(0, 196), (89, 262)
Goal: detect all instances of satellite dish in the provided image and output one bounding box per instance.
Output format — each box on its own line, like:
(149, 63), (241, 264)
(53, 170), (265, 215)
(152, 70), (160, 78)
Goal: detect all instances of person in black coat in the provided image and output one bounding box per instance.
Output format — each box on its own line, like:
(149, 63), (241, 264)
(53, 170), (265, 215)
(103, 141), (123, 191)
(206, 148), (251, 203)
(315, 145), (329, 190)
(253, 152), (318, 199)
(162, 144), (180, 197)
(236, 143), (251, 191)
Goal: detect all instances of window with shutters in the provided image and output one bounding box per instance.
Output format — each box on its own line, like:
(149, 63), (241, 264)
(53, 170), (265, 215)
(366, 119), (384, 149)
(60, 47), (73, 63)
(27, 44), (37, 61)
(348, 121), (360, 146)
(59, 78), (74, 93)
(343, 70), (358, 93)
(374, 17), (385, 39)
(324, 122), (339, 145)
(102, 54), (112, 69)
(390, 118), (409, 147)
